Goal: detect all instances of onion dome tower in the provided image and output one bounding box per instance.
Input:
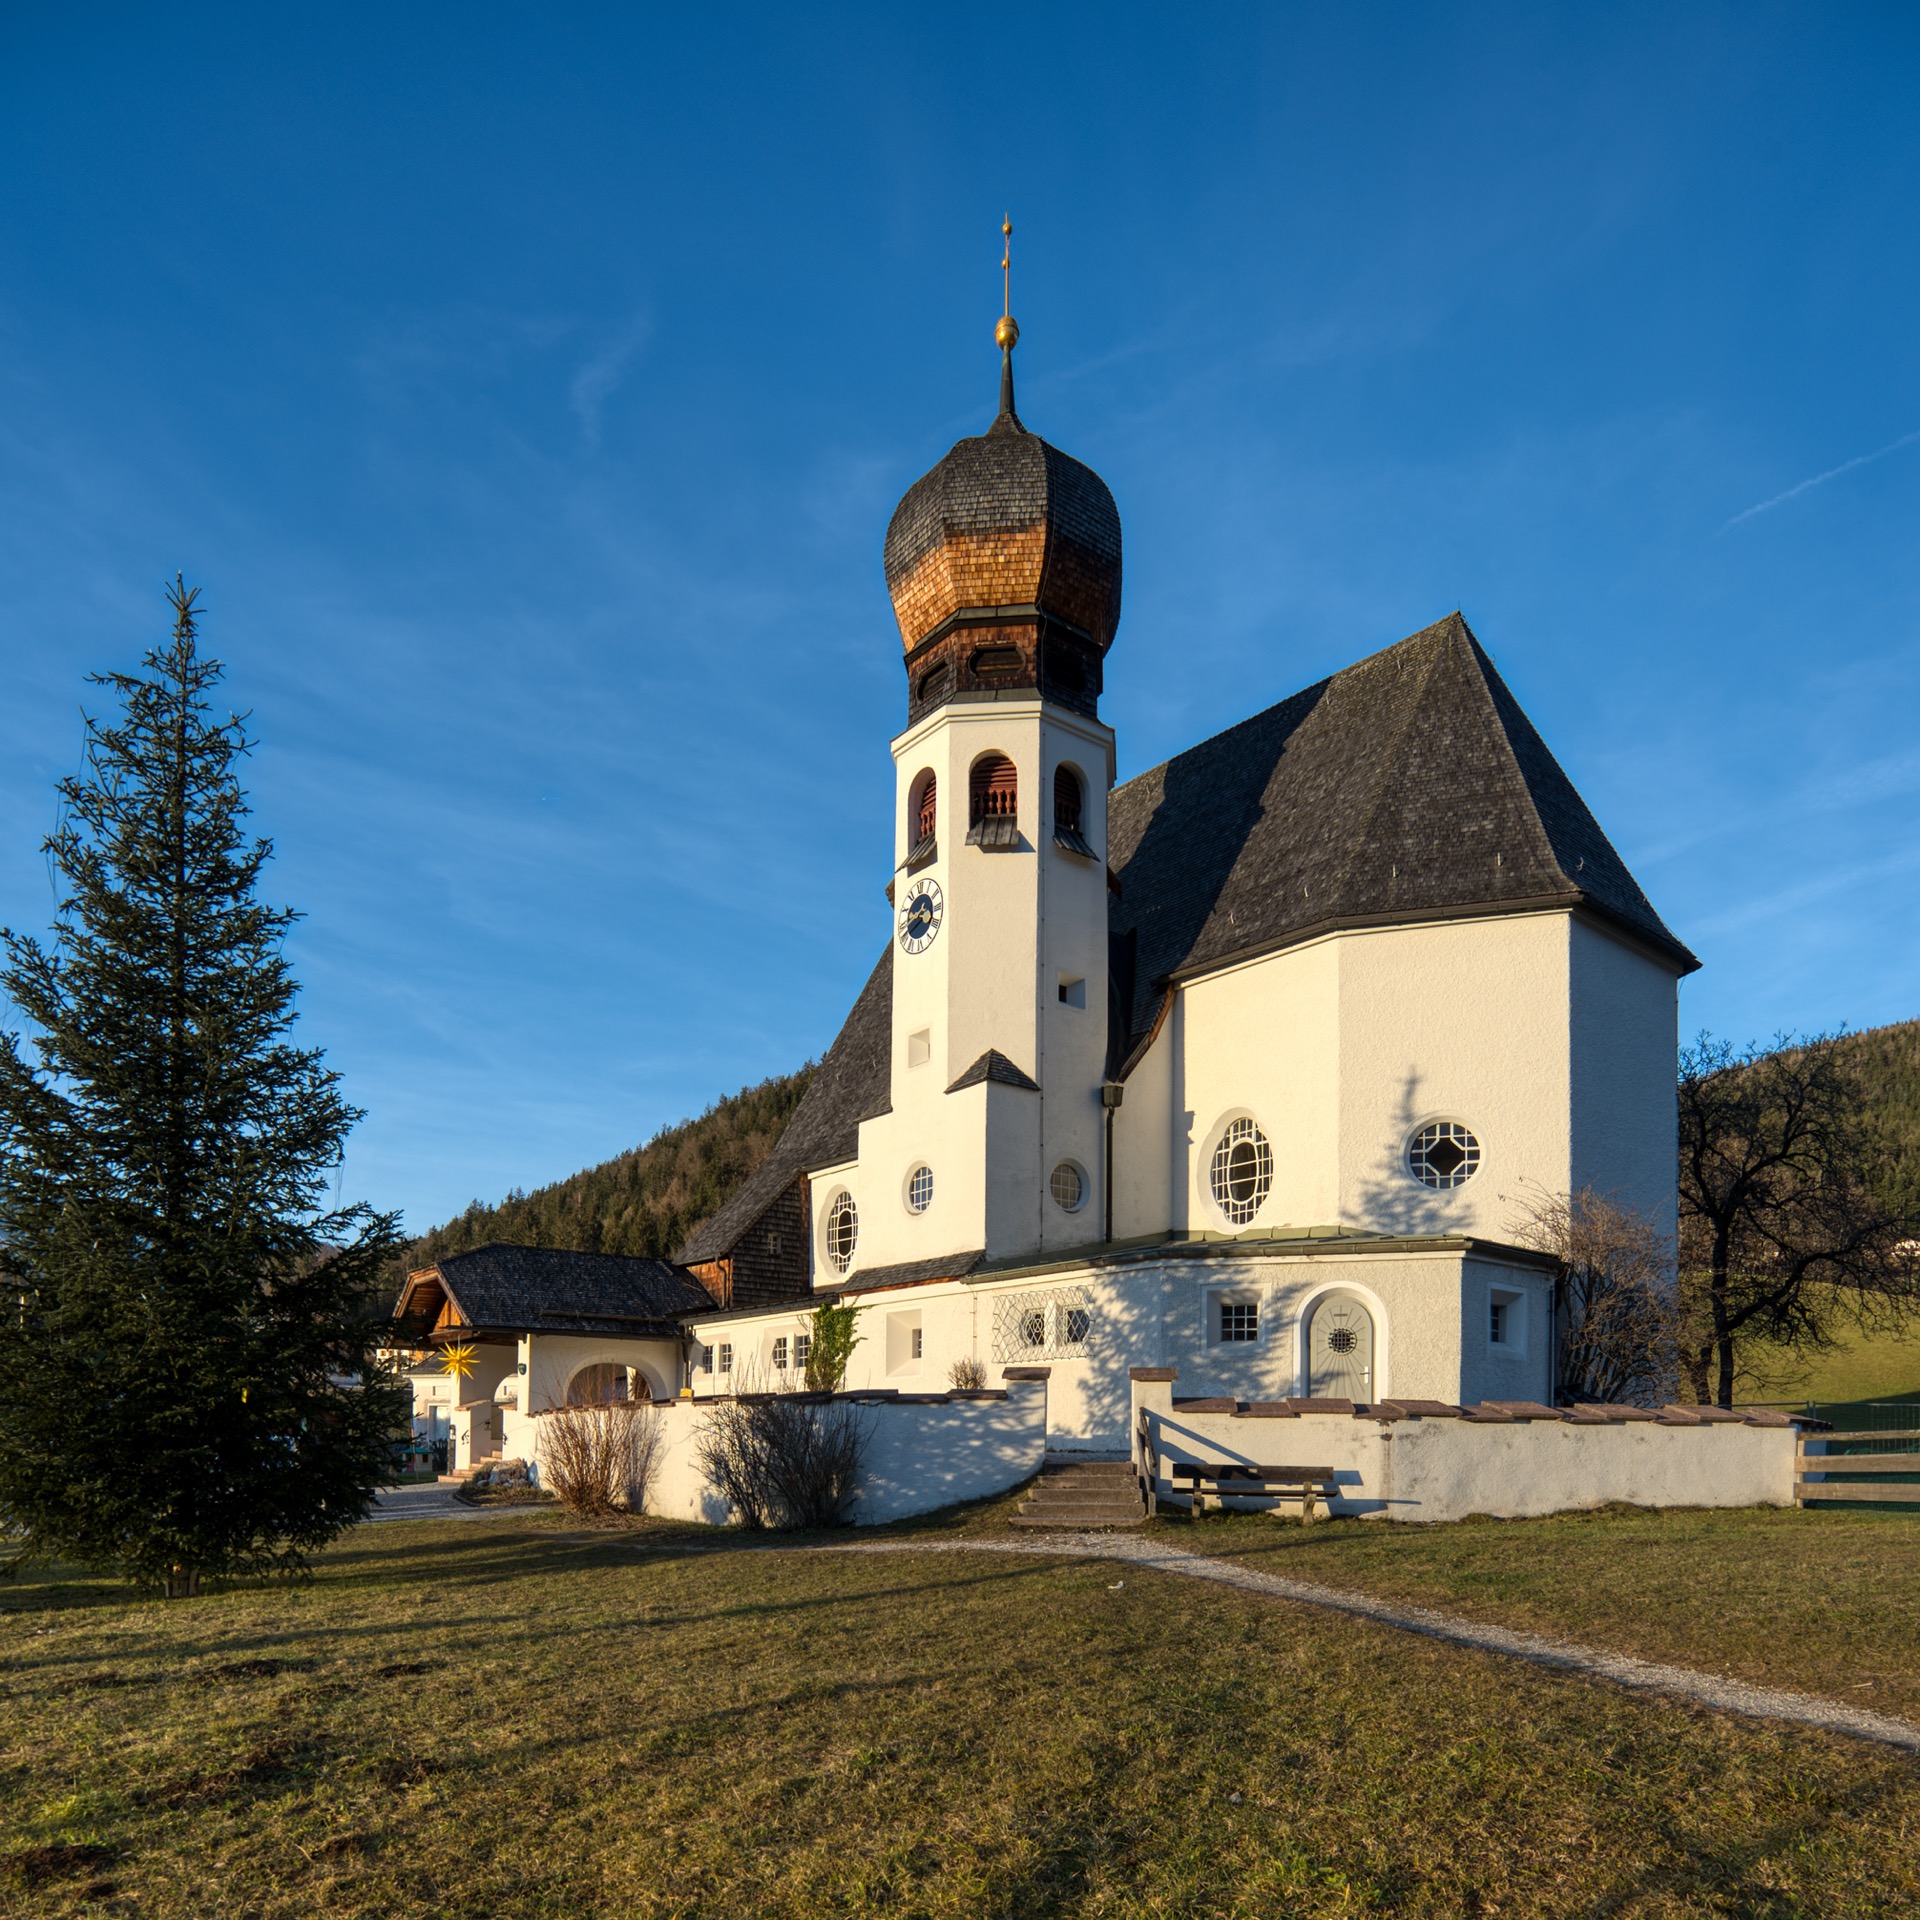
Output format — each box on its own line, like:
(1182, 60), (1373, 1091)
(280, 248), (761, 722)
(883, 230), (1122, 726)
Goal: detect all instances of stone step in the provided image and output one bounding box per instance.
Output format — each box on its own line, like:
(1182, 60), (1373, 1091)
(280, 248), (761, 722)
(1018, 1493), (1145, 1519)
(1009, 1509), (1146, 1529)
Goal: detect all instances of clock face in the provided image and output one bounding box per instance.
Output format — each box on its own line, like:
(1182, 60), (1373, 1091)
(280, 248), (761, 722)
(898, 878), (943, 954)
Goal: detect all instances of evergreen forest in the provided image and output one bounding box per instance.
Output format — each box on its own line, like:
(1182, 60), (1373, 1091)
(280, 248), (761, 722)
(393, 1067), (813, 1283)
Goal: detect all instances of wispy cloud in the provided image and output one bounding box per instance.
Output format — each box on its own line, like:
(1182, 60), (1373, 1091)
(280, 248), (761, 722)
(1724, 426), (1920, 528)
(569, 310), (652, 450)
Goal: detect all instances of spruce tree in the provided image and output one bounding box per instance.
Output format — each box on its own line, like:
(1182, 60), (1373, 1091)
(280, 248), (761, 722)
(0, 580), (405, 1594)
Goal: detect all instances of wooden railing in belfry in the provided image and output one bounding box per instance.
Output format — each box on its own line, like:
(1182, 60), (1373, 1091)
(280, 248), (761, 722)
(1796, 1415), (1920, 1509)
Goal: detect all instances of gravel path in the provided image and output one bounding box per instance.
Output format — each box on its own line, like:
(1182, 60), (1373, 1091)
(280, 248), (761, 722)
(820, 1532), (1920, 1755)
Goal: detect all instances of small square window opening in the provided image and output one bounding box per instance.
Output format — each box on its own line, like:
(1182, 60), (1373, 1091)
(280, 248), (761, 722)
(1058, 975), (1086, 1008)
(1220, 1300), (1259, 1343)
(908, 1029), (931, 1068)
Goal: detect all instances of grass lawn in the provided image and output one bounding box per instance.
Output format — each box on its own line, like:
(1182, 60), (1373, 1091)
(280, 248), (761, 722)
(6, 1510), (1920, 1917)
(1194, 1502), (1920, 1720)
(1738, 1302), (1920, 1410)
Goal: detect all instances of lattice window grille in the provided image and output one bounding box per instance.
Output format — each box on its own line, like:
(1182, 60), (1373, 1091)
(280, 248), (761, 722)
(991, 1286), (1094, 1362)
(1209, 1116), (1273, 1226)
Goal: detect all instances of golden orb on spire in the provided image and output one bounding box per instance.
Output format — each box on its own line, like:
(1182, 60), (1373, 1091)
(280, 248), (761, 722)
(995, 313), (1020, 351)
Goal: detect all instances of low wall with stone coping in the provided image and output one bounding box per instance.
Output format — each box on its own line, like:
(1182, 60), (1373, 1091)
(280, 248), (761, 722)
(1128, 1370), (1801, 1523)
(517, 1373), (1051, 1527)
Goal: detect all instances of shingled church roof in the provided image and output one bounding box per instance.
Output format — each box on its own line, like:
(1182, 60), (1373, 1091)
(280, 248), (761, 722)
(1106, 611), (1697, 1056)
(676, 609), (1694, 1264)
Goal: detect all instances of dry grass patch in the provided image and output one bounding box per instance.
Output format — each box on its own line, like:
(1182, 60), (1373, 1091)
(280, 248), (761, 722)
(2, 1514), (1919, 1916)
(1193, 1502), (1920, 1719)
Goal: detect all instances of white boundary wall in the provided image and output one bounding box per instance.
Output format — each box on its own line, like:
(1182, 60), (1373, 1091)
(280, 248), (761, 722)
(516, 1376), (1049, 1527)
(1130, 1374), (1798, 1523)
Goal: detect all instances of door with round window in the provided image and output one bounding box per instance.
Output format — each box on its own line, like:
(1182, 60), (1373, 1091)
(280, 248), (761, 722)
(1306, 1291), (1375, 1401)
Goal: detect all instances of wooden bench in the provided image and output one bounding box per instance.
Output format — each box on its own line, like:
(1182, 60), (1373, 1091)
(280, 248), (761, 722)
(1169, 1462), (1340, 1523)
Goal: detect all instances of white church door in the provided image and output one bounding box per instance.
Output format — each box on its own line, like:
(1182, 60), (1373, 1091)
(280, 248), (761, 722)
(1307, 1292), (1375, 1402)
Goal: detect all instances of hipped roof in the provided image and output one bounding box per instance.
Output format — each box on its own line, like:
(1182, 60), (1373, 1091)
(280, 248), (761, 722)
(393, 1242), (712, 1341)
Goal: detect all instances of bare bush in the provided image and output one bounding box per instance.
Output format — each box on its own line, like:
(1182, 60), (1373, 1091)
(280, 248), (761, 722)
(1510, 1186), (1679, 1407)
(540, 1402), (663, 1519)
(695, 1391), (869, 1529)
(948, 1354), (988, 1391)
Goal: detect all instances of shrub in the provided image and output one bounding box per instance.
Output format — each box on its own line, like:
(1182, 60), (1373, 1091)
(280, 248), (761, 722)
(803, 1298), (863, 1391)
(540, 1403), (662, 1519)
(948, 1355), (988, 1391)
(695, 1393), (869, 1529)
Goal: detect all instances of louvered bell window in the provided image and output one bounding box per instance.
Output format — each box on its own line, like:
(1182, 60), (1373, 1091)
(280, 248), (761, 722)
(969, 754), (1019, 851)
(1053, 765), (1093, 858)
(907, 771), (937, 871)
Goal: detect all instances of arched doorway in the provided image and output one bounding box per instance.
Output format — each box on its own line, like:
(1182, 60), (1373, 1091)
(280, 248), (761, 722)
(1306, 1292), (1376, 1401)
(566, 1363), (649, 1406)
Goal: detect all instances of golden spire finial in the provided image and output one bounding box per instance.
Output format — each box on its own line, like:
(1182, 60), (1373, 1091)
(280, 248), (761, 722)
(995, 212), (1019, 352)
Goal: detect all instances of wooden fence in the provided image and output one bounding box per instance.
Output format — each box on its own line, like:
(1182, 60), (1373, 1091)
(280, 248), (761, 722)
(1797, 1416), (1920, 1509)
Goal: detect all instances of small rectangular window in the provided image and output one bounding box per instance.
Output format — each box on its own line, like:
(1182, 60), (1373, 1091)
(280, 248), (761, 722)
(1490, 1300), (1508, 1344)
(1488, 1286), (1525, 1351)
(1057, 975), (1086, 1008)
(772, 1336), (789, 1370)
(794, 1333), (812, 1371)
(908, 1028), (931, 1067)
(717, 1343), (733, 1375)
(1220, 1300), (1259, 1343)
(698, 1344), (715, 1372)
(910, 1326), (923, 1360)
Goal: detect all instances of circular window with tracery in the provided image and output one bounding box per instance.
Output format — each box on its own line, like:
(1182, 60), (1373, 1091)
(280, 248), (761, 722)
(1049, 1160), (1086, 1213)
(1408, 1121), (1481, 1190)
(906, 1165), (934, 1214)
(1209, 1116), (1273, 1226)
(825, 1191), (859, 1271)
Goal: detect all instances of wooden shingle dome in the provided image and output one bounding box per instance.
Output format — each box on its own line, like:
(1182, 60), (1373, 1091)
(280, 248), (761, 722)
(883, 342), (1122, 721)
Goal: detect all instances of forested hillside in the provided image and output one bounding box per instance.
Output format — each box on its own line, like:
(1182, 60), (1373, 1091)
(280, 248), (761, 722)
(1842, 1018), (1920, 1225)
(393, 1068), (812, 1286)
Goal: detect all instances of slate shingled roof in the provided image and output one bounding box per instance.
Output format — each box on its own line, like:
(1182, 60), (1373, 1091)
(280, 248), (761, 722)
(1107, 612), (1696, 1056)
(946, 1049), (1041, 1093)
(399, 1243), (712, 1339)
(676, 610), (1694, 1263)
(676, 950), (894, 1266)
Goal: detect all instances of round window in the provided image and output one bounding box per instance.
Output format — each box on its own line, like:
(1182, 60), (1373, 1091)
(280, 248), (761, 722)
(906, 1164), (934, 1214)
(1408, 1121), (1481, 1190)
(1049, 1160), (1086, 1212)
(825, 1191), (859, 1271)
(1208, 1116), (1272, 1226)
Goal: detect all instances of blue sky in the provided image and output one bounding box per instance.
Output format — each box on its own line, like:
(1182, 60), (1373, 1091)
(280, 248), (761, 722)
(2, 5), (1916, 1232)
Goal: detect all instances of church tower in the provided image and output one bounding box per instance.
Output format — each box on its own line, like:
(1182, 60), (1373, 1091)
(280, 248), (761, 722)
(838, 232), (1124, 1277)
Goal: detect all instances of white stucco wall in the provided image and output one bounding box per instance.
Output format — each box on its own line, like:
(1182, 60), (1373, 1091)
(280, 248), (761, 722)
(1569, 916), (1681, 1242)
(1131, 1377), (1797, 1522)
(518, 1377), (1049, 1527)
(1109, 908), (1682, 1250)
(687, 1245), (1551, 1450)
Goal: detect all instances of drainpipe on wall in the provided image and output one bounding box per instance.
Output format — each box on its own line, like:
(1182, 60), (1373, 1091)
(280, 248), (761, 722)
(1100, 1080), (1125, 1243)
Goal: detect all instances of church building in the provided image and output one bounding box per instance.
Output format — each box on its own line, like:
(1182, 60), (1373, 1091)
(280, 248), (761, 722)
(667, 296), (1698, 1450)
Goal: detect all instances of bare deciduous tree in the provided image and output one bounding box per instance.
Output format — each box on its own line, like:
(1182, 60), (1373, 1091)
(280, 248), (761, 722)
(695, 1387), (868, 1529)
(1679, 1032), (1916, 1408)
(540, 1402), (663, 1519)
(947, 1355), (988, 1392)
(1510, 1186), (1678, 1407)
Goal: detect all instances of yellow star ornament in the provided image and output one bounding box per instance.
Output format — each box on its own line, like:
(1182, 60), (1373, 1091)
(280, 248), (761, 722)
(440, 1342), (477, 1384)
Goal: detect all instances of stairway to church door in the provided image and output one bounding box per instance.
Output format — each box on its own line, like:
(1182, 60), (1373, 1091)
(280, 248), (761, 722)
(1307, 1292), (1375, 1401)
